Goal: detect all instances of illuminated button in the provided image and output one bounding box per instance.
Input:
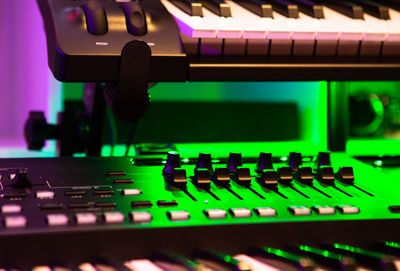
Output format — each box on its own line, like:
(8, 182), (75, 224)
(312, 206), (335, 215)
(230, 208), (252, 218)
(5, 215), (27, 228)
(167, 210), (190, 221)
(254, 207), (276, 217)
(336, 205), (360, 214)
(389, 206), (400, 213)
(204, 209), (226, 219)
(129, 211), (152, 223)
(103, 212), (125, 224)
(46, 214), (68, 226)
(1, 204), (22, 214)
(122, 189), (142, 196)
(36, 191), (55, 199)
(75, 213), (97, 225)
(288, 206), (311, 216)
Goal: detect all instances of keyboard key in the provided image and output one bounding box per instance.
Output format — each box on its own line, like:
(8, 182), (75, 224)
(75, 213), (97, 225)
(336, 205), (360, 214)
(324, 0), (364, 19)
(152, 251), (206, 271)
(349, 0), (390, 19)
(230, 207), (252, 218)
(169, 0), (204, 16)
(125, 259), (164, 271)
(254, 207), (277, 217)
(233, 0), (273, 18)
(122, 189), (142, 196)
(204, 209), (227, 219)
(103, 212), (125, 224)
(233, 254), (281, 271)
(4, 215), (27, 228)
(129, 211), (152, 223)
(167, 210), (190, 221)
(269, 0), (299, 18)
(195, 250), (252, 271)
(292, 0), (324, 18)
(46, 214), (68, 226)
(288, 206), (311, 216)
(312, 205), (335, 215)
(200, 0), (232, 17)
(1, 204), (22, 214)
(36, 191), (55, 199)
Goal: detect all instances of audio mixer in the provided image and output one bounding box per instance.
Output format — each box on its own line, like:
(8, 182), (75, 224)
(1, 151), (400, 270)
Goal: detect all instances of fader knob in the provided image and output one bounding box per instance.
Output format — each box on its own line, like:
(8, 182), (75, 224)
(227, 153), (242, 173)
(278, 167), (293, 183)
(12, 169), (32, 188)
(195, 153), (213, 173)
(255, 152), (273, 173)
(314, 152), (331, 170)
(163, 153), (181, 175)
(336, 167), (355, 184)
(288, 152), (302, 172)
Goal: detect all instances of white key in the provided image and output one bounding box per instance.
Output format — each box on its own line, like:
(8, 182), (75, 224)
(130, 211), (152, 223)
(161, 0), (216, 38)
(125, 260), (164, 271)
(33, 267), (52, 271)
(79, 263), (97, 271)
(103, 212), (125, 224)
(1, 204), (22, 214)
(234, 254), (281, 271)
(75, 213), (97, 225)
(5, 215), (27, 228)
(36, 191), (55, 199)
(382, 9), (400, 56)
(47, 214), (68, 226)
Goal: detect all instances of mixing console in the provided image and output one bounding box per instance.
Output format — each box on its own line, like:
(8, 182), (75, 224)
(1, 152), (400, 269)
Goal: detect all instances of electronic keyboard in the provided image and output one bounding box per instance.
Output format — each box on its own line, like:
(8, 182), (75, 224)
(1, 152), (400, 269)
(37, 0), (400, 82)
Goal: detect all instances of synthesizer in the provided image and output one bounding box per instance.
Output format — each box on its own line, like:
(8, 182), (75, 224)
(37, 0), (400, 82)
(1, 152), (400, 269)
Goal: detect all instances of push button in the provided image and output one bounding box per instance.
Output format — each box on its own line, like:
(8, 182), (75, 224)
(312, 206), (335, 215)
(130, 211), (152, 223)
(93, 190), (114, 196)
(95, 202), (116, 209)
(103, 212), (125, 224)
(1, 204), (22, 214)
(122, 189), (142, 196)
(204, 209), (226, 219)
(39, 203), (64, 210)
(167, 210), (190, 221)
(69, 203), (90, 209)
(288, 206), (311, 216)
(3, 192), (26, 199)
(106, 171), (125, 177)
(36, 191), (55, 199)
(254, 207), (276, 217)
(65, 191), (86, 197)
(389, 206), (400, 213)
(157, 200), (178, 207)
(113, 179), (132, 184)
(75, 213), (97, 225)
(132, 201), (153, 208)
(5, 215), (27, 228)
(230, 208), (252, 218)
(46, 214), (68, 226)
(336, 205), (360, 214)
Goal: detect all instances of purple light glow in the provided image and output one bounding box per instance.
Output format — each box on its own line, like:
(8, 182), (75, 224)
(0, 0), (51, 148)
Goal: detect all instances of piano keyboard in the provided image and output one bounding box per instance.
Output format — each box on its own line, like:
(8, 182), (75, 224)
(162, 0), (400, 57)
(17, 242), (400, 270)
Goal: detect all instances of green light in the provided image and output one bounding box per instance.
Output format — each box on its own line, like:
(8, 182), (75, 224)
(211, 159), (220, 163)
(386, 241), (400, 248)
(162, 160), (167, 164)
(168, 151), (179, 155)
(280, 156), (288, 162)
(374, 160), (383, 167)
(182, 158), (190, 163)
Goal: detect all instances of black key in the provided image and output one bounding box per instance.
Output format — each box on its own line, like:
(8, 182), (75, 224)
(227, 152), (242, 173)
(248, 246), (315, 270)
(288, 245), (356, 271)
(384, 0), (400, 12)
(292, 0), (324, 18)
(288, 152), (302, 172)
(322, 0), (364, 19)
(131, 201), (153, 208)
(157, 200), (178, 207)
(336, 167), (355, 184)
(64, 190), (86, 196)
(278, 167), (293, 183)
(193, 168), (212, 186)
(152, 251), (206, 271)
(195, 250), (252, 271)
(113, 179), (133, 184)
(233, 167), (252, 185)
(93, 190), (114, 196)
(233, 0), (273, 17)
(195, 153), (213, 173)
(200, 0), (232, 17)
(347, 0), (390, 19)
(69, 203), (90, 209)
(106, 171), (125, 177)
(256, 152), (274, 173)
(169, 0), (204, 16)
(294, 167), (313, 184)
(92, 256), (130, 271)
(39, 203), (64, 210)
(257, 170), (278, 187)
(213, 168), (231, 184)
(163, 153), (181, 175)
(325, 243), (397, 270)
(95, 202), (117, 208)
(269, 0), (299, 18)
